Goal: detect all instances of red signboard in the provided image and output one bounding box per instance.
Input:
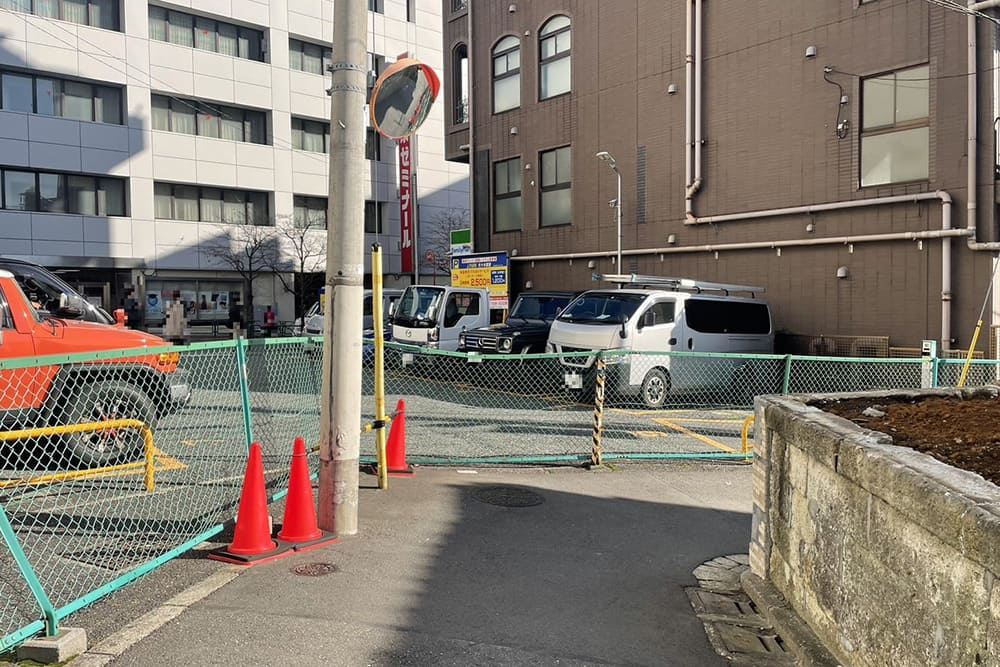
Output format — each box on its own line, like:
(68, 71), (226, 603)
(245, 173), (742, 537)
(398, 137), (413, 274)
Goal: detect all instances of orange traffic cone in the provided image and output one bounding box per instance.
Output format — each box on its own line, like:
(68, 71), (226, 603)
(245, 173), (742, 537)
(385, 399), (414, 477)
(209, 443), (291, 566)
(276, 438), (338, 552)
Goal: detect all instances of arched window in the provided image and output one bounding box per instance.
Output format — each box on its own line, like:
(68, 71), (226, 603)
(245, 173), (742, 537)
(453, 43), (469, 124)
(492, 36), (520, 113)
(539, 15), (571, 100)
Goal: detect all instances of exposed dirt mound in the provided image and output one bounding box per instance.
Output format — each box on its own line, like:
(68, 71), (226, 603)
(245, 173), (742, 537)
(820, 395), (1000, 486)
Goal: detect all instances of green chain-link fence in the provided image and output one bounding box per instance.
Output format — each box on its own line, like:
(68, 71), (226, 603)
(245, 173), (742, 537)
(2, 336), (999, 652)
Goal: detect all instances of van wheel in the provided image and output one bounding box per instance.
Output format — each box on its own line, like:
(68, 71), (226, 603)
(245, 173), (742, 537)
(641, 368), (670, 409)
(61, 381), (156, 467)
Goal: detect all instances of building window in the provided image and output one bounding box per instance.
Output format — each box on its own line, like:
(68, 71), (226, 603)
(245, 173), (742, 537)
(0, 167), (125, 215)
(453, 43), (469, 124)
(291, 117), (329, 153)
(364, 200), (382, 234)
(451, 0), (468, 12)
(492, 36), (520, 114)
(368, 0), (383, 13)
(0, 69), (122, 123)
(148, 6), (264, 61)
(151, 94), (266, 144)
(1, 0), (119, 30)
(366, 127), (381, 161)
(289, 38), (332, 75)
(539, 15), (571, 100)
(367, 52), (385, 102)
(860, 65), (929, 187)
(293, 195), (327, 229)
(539, 146), (572, 227)
(154, 182), (270, 225)
(494, 157), (522, 232)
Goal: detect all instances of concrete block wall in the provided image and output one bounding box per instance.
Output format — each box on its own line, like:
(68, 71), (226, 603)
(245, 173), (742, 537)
(751, 388), (1000, 666)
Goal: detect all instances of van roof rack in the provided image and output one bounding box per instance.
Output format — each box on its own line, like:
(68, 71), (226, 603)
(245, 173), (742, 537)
(592, 273), (766, 296)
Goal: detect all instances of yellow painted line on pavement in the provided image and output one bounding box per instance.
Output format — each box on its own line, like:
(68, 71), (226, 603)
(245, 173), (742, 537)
(663, 417), (744, 424)
(632, 430), (671, 439)
(653, 417), (738, 454)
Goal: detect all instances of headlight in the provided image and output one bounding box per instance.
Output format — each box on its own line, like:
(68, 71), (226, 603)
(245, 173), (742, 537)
(428, 327), (439, 342)
(459, 333), (466, 345)
(499, 337), (513, 351)
(158, 352), (180, 365)
(545, 342), (554, 353)
(602, 354), (626, 365)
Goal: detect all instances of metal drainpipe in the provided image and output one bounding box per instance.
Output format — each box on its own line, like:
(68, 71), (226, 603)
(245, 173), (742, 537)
(684, 0), (703, 220)
(684, 0), (693, 207)
(967, 1), (1000, 251)
(514, 192), (963, 346)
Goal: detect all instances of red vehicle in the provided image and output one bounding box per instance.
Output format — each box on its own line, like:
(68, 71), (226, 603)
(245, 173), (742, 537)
(0, 268), (190, 466)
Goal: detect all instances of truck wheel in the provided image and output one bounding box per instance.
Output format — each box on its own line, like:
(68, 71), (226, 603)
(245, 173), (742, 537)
(61, 381), (156, 467)
(641, 368), (670, 409)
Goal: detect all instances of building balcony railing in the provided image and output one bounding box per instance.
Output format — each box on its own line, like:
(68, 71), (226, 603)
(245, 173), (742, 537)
(454, 98), (469, 125)
(451, 0), (468, 13)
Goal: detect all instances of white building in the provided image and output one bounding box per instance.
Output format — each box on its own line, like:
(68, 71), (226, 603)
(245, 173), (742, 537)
(0, 0), (469, 325)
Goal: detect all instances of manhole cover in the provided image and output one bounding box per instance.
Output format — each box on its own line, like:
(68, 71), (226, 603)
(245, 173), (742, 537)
(291, 562), (337, 576)
(472, 486), (545, 508)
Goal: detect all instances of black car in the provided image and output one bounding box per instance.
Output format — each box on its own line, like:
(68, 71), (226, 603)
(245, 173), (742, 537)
(0, 257), (116, 324)
(458, 291), (578, 354)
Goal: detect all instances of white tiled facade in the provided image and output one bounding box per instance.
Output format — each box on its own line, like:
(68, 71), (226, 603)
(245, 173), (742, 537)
(0, 0), (468, 320)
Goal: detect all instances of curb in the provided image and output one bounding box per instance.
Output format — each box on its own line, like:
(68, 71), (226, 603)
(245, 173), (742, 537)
(739, 570), (843, 667)
(68, 566), (243, 666)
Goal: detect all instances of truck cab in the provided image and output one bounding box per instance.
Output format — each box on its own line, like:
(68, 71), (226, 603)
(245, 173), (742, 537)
(0, 270), (190, 466)
(0, 257), (122, 326)
(390, 285), (490, 356)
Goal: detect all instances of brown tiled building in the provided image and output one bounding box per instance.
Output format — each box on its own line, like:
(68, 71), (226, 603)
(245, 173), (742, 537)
(441, 0), (1000, 352)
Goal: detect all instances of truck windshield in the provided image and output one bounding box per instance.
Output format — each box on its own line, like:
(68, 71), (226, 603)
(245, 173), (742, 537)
(557, 293), (645, 325)
(393, 286), (444, 325)
(508, 295), (573, 322)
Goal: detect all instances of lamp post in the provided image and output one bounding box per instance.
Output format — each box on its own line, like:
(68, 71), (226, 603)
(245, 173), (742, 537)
(595, 151), (622, 271)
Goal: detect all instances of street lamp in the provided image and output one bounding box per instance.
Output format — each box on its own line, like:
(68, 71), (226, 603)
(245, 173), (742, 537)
(595, 151), (622, 272)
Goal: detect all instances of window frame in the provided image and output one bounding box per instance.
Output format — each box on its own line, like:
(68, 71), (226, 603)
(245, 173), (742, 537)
(492, 35), (521, 114)
(3, 0), (120, 30)
(539, 15), (572, 101)
(153, 182), (271, 225)
(289, 37), (332, 75)
(148, 5), (265, 62)
(493, 157), (522, 233)
(293, 195), (328, 230)
(539, 145), (572, 228)
(0, 68), (123, 124)
(859, 63), (930, 188)
(364, 200), (383, 234)
(151, 94), (267, 144)
(0, 166), (126, 216)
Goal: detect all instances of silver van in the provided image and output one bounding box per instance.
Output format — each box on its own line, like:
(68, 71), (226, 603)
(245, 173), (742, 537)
(546, 275), (773, 407)
(302, 288), (404, 337)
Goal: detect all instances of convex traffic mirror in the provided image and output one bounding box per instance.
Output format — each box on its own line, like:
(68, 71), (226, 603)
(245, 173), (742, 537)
(369, 58), (441, 140)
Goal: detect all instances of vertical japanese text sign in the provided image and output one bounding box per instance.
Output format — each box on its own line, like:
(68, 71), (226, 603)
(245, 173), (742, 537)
(398, 137), (413, 273)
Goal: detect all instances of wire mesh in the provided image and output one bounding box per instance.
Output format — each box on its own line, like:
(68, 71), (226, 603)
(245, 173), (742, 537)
(2, 336), (1000, 652)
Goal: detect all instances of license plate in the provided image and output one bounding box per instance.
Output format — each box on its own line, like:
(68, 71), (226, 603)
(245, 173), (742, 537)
(564, 372), (583, 389)
(402, 353), (414, 366)
(466, 352), (482, 364)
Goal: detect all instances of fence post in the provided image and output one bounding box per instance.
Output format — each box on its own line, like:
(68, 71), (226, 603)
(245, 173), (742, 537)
(0, 505), (57, 638)
(932, 357), (941, 388)
(235, 336), (254, 452)
(781, 355), (792, 394)
(590, 355), (606, 467)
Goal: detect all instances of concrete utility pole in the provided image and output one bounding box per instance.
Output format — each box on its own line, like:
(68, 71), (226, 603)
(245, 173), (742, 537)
(318, 0), (367, 535)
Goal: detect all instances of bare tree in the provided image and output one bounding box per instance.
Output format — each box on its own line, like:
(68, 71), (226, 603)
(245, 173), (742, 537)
(421, 208), (470, 277)
(265, 216), (327, 319)
(203, 223), (280, 334)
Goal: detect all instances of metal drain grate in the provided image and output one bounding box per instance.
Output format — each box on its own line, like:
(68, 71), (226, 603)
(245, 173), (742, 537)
(291, 562), (337, 577)
(472, 486), (545, 508)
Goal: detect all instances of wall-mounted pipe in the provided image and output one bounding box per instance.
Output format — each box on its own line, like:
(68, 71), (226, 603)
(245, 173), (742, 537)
(512, 192), (961, 347)
(684, 0), (693, 204)
(966, 1), (1000, 251)
(684, 0), (703, 220)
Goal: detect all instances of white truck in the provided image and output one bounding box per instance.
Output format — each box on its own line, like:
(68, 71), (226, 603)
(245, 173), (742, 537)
(389, 284), (491, 362)
(546, 274), (774, 407)
(300, 288), (404, 337)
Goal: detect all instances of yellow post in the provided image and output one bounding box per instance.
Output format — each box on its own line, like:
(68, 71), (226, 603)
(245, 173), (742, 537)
(741, 415), (756, 462)
(958, 319), (984, 388)
(372, 243), (389, 490)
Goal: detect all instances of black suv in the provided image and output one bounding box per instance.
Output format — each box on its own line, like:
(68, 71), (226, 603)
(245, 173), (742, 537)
(0, 257), (116, 324)
(458, 291), (578, 354)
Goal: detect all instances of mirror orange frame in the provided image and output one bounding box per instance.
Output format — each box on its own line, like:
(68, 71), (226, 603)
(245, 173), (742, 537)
(369, 57), (441, 140)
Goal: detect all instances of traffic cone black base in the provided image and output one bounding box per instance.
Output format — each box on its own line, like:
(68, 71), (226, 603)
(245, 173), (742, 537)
(207, 544), (296, 567)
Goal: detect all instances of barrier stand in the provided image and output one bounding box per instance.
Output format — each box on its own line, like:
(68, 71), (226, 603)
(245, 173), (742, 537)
(742, 415), (756, 462)
(590, 357), (606, 468)
(0, 419), (157, 492)
(0, 504), (57, 640)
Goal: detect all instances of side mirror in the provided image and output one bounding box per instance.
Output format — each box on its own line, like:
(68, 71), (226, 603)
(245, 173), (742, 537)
(427, 304), (438, 321)
(58, 292), (86, 317)
(114, 308), (127, 327)
(388, 301), (396, 316)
